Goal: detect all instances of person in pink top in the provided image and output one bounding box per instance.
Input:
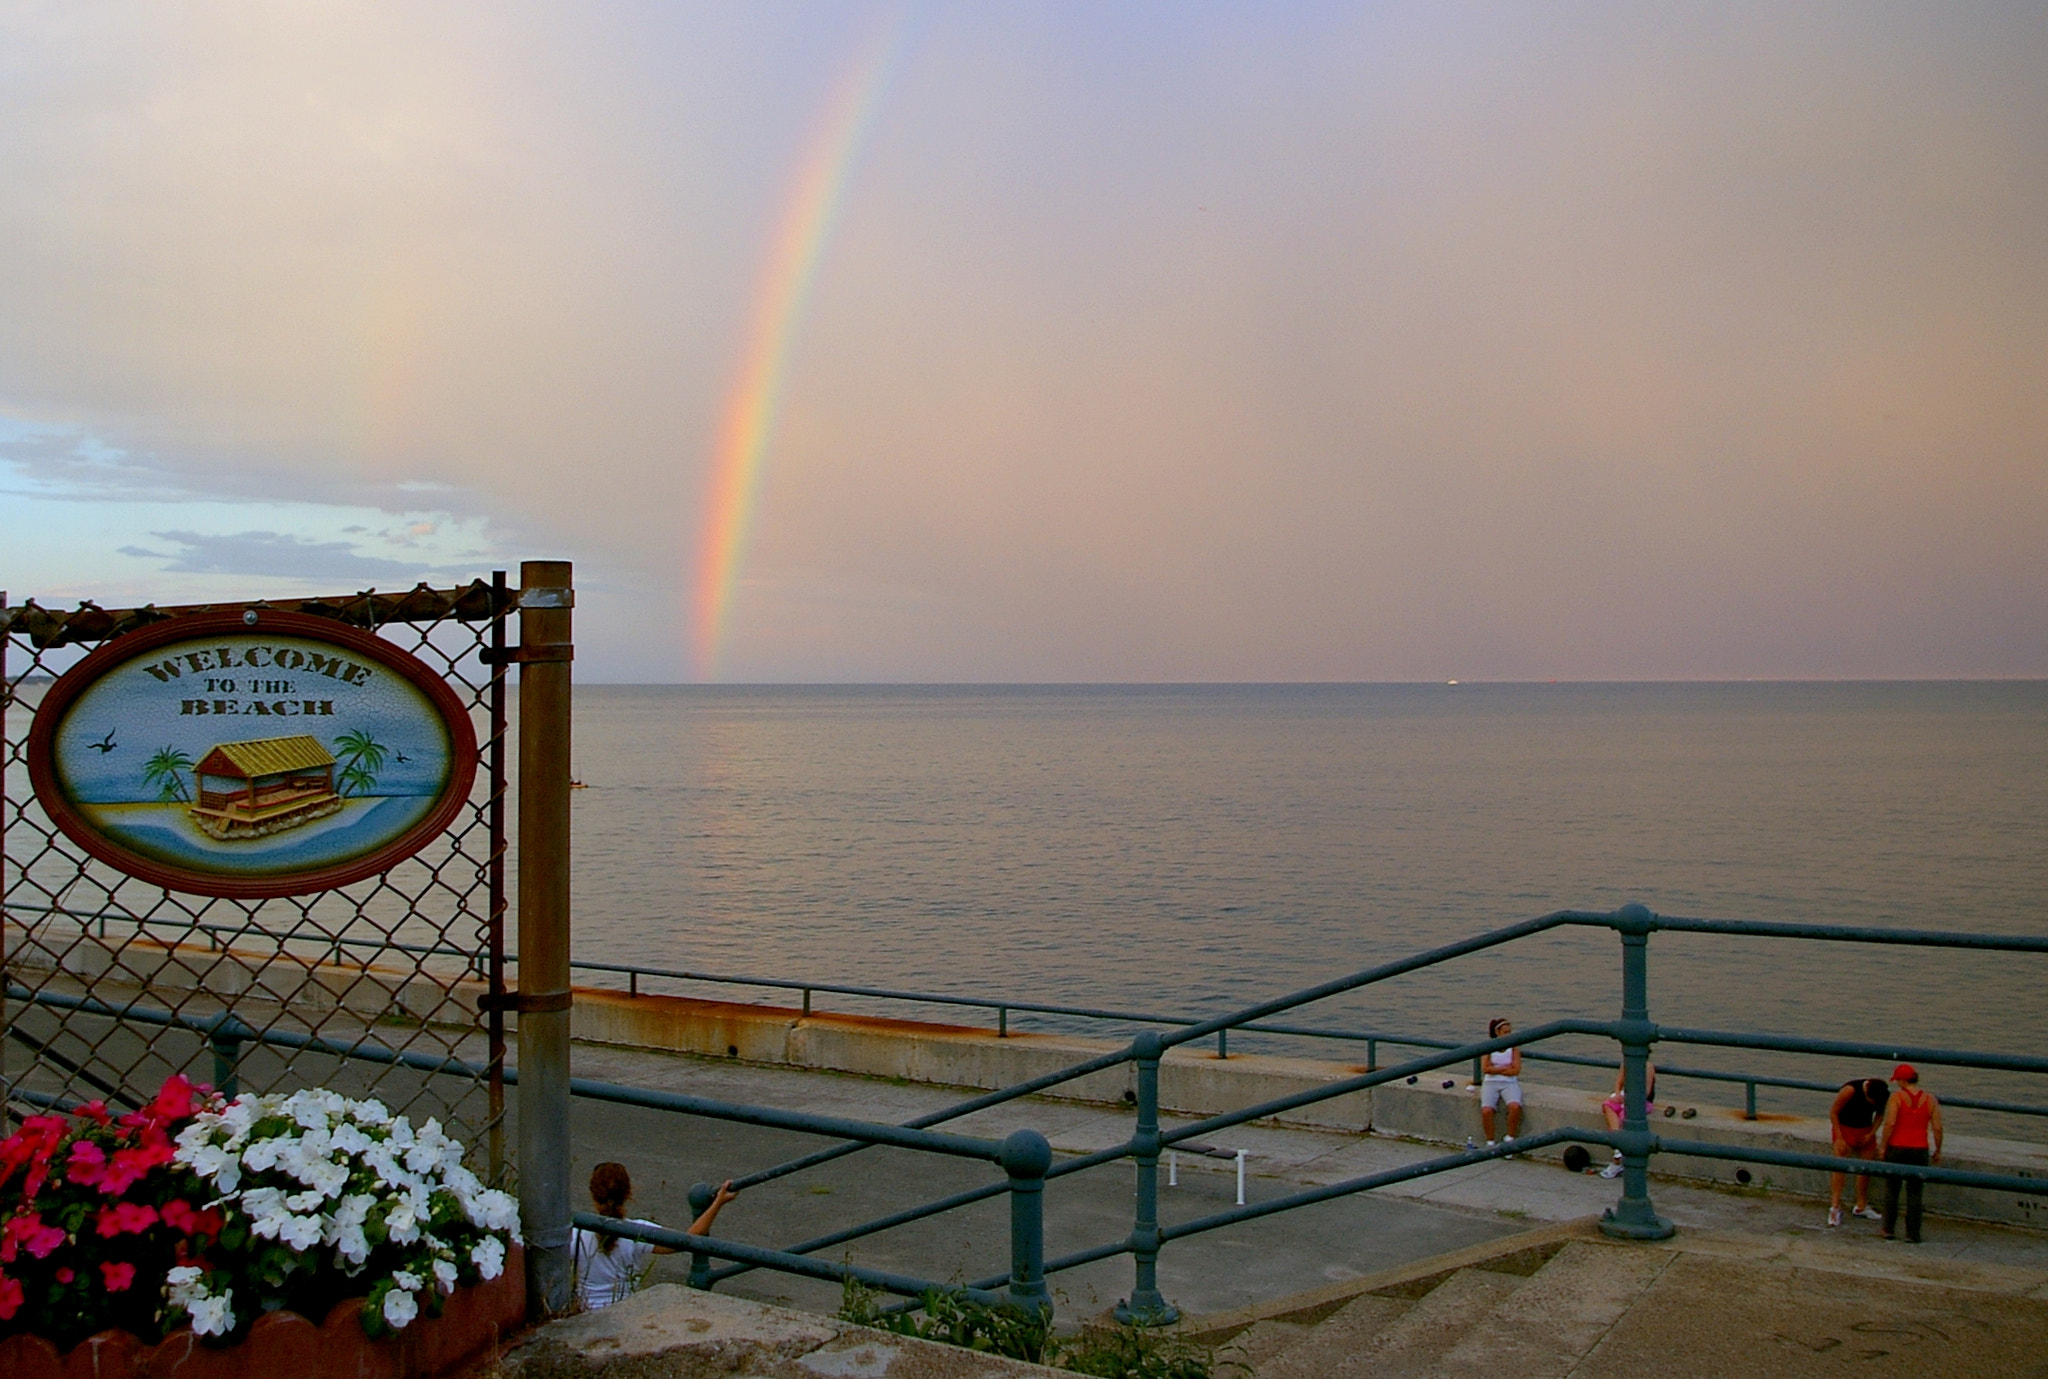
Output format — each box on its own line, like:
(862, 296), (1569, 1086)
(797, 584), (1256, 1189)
(1876, 1064), (1943, 1244)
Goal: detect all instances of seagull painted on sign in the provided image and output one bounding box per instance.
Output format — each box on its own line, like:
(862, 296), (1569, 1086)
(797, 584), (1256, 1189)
(86, 729), (118, 754)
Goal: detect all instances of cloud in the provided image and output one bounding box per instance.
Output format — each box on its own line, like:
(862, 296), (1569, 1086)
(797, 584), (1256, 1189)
(115, 530), (484, 584)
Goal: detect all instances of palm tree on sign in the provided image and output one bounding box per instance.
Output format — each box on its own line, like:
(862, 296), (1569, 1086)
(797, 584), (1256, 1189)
(333, 729), (388, 798)
(140, 746), (194, 803)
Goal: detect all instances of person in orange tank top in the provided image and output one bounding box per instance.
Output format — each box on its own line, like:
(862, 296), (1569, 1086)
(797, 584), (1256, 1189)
(1875, 1063), (1943, 1243)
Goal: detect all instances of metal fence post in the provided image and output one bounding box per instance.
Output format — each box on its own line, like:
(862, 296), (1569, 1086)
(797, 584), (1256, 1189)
(517, 560), (576, 1316)
(208, 1014), (251, 1101)
(687, 1181), (715, 1290)
(1115, 1033), (1179, 1325)
(1601, 902), (1675, 1240)
(1000, 1129), (1052, 1316)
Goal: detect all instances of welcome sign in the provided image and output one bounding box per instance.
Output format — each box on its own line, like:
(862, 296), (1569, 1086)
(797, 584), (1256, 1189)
(28, 611), (478, 898)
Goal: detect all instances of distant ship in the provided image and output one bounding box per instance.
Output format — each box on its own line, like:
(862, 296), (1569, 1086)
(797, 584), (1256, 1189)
(188, 735), (344, 840)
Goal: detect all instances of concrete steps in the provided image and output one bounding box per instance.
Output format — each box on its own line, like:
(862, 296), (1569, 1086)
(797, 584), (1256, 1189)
(1185, 1220), (2048, 1379)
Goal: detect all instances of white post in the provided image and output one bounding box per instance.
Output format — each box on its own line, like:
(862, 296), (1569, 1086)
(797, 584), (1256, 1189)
(1167, 1150), (1178, 1187)
(1235, 1150), (1247, 1206)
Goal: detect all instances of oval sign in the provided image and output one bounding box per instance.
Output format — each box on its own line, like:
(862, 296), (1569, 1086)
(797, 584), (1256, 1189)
(27, 611), (479, 898)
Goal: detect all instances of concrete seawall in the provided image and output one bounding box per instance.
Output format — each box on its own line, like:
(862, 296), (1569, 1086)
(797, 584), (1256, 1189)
(563, 986), (2048, 1229)
(10, 928), (2046, 1228)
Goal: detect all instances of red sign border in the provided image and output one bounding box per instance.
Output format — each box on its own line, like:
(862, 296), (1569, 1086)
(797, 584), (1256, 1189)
(26, 610), (481, 899)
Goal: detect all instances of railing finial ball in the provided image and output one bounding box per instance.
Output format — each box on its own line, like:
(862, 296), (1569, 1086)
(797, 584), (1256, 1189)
(999, 1128), (1053, 1179)
(1614, 902), (1655, 934)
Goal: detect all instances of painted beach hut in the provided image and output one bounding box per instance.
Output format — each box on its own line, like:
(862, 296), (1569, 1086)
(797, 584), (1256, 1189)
(189, 735), (344, 840)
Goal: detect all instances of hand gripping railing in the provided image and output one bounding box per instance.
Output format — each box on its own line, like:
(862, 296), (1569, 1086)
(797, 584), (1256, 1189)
(13, 903), (2048, 1328)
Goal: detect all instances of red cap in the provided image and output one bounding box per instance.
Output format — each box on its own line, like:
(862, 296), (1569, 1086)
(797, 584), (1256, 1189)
(1891, 1063), (1918, 1083)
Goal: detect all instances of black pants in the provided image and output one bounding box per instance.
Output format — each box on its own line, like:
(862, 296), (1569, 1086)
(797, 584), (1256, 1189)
(1882, 1146), (1929, 1241)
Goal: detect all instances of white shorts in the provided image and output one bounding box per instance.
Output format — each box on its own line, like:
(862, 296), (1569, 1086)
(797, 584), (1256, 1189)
(1479, 1076), (1522, 1110)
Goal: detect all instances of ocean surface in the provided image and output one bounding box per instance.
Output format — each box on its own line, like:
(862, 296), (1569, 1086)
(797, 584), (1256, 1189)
(562, 682), (2048, 1127)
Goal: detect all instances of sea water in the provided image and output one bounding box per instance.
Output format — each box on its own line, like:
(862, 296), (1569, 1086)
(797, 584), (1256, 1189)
(561, 683), (2048, 1124)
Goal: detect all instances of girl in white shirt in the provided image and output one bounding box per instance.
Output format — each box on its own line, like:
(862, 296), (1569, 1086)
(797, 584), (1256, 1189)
(1478, 1016), (1523, 1148)
(571, 1162), (738, 1311)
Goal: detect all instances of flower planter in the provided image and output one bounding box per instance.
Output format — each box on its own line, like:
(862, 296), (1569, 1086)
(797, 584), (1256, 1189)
(0, 1245), (524, 1379)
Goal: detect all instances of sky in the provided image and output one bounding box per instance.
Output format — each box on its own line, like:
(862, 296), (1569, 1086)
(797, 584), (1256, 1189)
(2, 2), (2044, 682)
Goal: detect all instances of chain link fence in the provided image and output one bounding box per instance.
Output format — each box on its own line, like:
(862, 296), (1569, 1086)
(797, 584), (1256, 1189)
(2, 580), (514, 1183)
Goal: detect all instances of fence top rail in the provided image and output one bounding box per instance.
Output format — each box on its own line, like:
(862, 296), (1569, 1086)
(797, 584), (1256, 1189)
(0, 580), (515, 649)
(1652, 914), (2048, 952)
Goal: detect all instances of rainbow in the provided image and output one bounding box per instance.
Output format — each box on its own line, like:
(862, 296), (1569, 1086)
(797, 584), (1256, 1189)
(691, 18), (903, 679)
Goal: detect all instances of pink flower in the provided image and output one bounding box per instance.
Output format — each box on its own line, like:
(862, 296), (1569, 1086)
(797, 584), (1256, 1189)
(4, 1213), (66, 1260)
(159, 1199), (225, 1240)
(55, 1267), (74, 1284)
(0, 1117), (67, 1199)
(95, 1201), (159, 1238)
(66, 1139), (108, 1187)
(146, 1075), (203, 1125)
(0, 1271), (22, 1320)
(100, 1261), (136, 1292)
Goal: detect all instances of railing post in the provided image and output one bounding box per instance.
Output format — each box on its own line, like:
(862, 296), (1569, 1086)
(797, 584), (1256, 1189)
(517, 560), (577, 1316)
(1600, 902), (1674, 1241)
(207, 1014), (251, 1101)
(686, 1181), (715, 1290)
(1000, 1129), (1052, 1317)
(1745, 1080), (1757, 1121)
(1115, 1033), (1179, 1325)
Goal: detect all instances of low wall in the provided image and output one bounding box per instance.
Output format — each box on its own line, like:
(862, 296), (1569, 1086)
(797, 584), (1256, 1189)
(9, 928), (2046, 1229)
(567, 986), (2048, 1230)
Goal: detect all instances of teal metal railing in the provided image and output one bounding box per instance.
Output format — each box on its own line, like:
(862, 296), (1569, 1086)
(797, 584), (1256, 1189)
(10, 903), (2048, 1324)
(17, 900), (2048, 1125)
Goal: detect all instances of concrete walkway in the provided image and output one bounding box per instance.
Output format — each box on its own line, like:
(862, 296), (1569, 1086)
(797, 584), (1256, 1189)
(560, 1042), (2048, 1323)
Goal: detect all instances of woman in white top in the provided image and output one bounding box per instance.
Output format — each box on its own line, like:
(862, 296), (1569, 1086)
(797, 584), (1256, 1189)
(571, 1162), (738, 1311)
(1478, 1016), (1523, 1147)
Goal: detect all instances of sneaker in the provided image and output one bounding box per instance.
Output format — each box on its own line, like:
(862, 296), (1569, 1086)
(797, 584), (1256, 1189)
(1485, 1140), (1496, 1149)
(1854, 1206), (1882, 1221)
(1600, 1159), (1624, 1179)
(1828, 1206), (1843, 1227)
(1503, 1135), (1517, 1158)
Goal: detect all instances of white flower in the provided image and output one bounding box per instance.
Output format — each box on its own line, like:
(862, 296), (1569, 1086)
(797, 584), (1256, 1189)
(241, 1186), (286, 1222)
(284, 1189), (325, 1214)
(189, 1292), (236, 1337)
(303, 1155), (350, 1198)
(385, 1201), (421, 1245)
(469, 1189), (519, 1235)
(393, 1269), (423, 1292)
(179, 1141), (242, 1192)
(335, 1222), (371, 1265)
(331, 1123), (373, 1155)
(330, 1192), (375, 1228)
(349, 1098), (393, 1127)
(363, 1146), (410, 1191)
(241, 1136), (285, 1173)
(432, 1259), (459, 1293)
(382, 1287), (419, 1329)
(471, 1237), (506, 1281)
